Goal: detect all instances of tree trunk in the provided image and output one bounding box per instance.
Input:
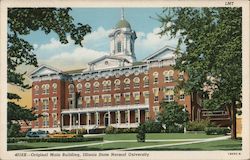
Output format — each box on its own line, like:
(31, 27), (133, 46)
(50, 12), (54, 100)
(230, 103), (237, 139)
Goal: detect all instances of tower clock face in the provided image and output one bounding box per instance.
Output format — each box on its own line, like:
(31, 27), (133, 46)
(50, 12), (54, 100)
(105, 61), (109, 65)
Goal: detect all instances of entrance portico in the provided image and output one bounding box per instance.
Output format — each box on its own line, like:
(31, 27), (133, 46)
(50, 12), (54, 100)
(61, 104), (149, 130)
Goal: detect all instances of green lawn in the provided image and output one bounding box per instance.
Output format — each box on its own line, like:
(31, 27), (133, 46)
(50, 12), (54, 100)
(7, 141), (99, 150)
(104, 133), (220, 141)
(8, 133), (241, 151)
(135, 139), (242, 151)
(49, 141), (183, 151)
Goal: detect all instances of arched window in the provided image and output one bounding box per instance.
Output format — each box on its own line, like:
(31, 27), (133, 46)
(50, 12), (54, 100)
(114, 79), (121, 90)
(52, 83), (57, 93)
(164, 70), (174, 82)
(76, 83), (82, 92)
(85, 83), (91, 93)
(164, 89), (174, 102)
(107, 80), (111, 90)
(178, 71), (184, 81)
(117, 41), (122, 52)
(124, 78), (130, 89)
(34, 85), (39, 95)
(180, 90), (185, 100)
(42, 112), (49, 127)
(68, 84), (74, 93)
(93, 82), (100, 92)
(143, 76), (149, 87)
(133, 77), (140, 88)
(153, 72), (159, 84)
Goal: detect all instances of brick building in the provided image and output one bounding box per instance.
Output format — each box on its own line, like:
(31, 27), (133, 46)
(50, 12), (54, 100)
(28, 12), (229, 133)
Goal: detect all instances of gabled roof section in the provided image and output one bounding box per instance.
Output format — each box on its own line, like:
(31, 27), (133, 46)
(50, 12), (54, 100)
(88, 55), (130, 65)
(143, 45), (183, 62)
(29, 64), (63, 78)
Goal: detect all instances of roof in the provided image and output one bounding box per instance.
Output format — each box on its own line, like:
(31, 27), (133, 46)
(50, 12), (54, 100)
(116, 19), (131, 29)
(88, 55), (130, 65)
(63, 68), (86, 74)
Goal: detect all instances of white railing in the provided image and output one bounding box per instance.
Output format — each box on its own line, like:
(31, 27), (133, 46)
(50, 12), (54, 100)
(61, 104), (149, 114)
(62, 123), (140, 129)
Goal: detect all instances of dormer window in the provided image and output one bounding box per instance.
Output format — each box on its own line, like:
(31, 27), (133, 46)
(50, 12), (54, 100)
(117, 41), (122, 52)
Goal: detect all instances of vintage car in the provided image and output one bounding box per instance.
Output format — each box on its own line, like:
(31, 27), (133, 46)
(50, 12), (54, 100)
(26, 130), (49, 138)
(48, 132), (77, 138)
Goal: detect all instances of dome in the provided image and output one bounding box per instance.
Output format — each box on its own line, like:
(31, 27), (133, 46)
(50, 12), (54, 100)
(115, 19), (131, 29)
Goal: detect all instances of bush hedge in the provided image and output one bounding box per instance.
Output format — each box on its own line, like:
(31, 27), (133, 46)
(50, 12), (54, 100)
(187, 119), (215, 131)
(7, 137), (103, 143)
(105, 126), (137, 134)
(144, 120), (163, 133)
(205, 127), (230, 135)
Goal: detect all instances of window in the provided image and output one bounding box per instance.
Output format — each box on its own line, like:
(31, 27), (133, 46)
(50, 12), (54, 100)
(124, 93), (130, 105)
(164, 89), (174, 102)
(153, 88), (159, 103)
(124, 78), (130, 89)
(103, 95), (111, 106)
(94, 82), (100, 92)
(52, 97), (57, 109)
(69, 99), (73, 108)
(107, 80), (111, 91)
(42, 113), (49, 127)
(179, 71), (184, 81)
(180, 90), (185, 100)
(114, 79), (121, 90)
(143, 76), (149, 87)
(85, 83), (91, 93)
(93, 96), (99, 107)
(42, 99), (49, 110)
(164, 70), (174, 82)
(153, 72), (158, 84)
(114, 94), (121, 105)
(76, 83), (82, 93)
(33, 99), (39, 111)
(52, 83), (57, 93)
(143, 91), (149, 104)
(34, 85), (39, 95)
(52, 113), (57, 127)
(42, 84), (49, 94)
(68, 84), (74, 93)
(133, 77), (140, 88)
(77, 97), (82, 106)
(117, 41), (122, 52)
(85, 96), (91, 107)
(133, 92), (140, 104)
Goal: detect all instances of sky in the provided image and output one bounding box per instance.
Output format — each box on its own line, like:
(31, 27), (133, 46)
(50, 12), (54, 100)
(21, 8), (180, 71)
(9, 8), (181, 108)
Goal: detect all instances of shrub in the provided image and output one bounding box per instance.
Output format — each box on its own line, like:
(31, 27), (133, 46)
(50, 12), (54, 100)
(136, 124), (146, 142)
(7, 137), (103, 143)
(187, 119), (215, 131)
(105, 126), (115, 134)
(166, 125), (184, 133)
(205, 127), (230, 135)
(144, 120), (163, 133)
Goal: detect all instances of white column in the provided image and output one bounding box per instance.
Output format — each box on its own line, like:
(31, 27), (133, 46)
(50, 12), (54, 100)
(138, 109), (141, 124)
(61, 114), (64, 128)
(86, 113), (90, 134)
(73, 114), (76, 126)
(108, 111), (111, 125)
(69, 113), (72, 129)
(78, 113), (80, 127)
(117, 111), (121, 125)
(86, 113), (90, 126)
(96, 112), (99, 125)
(127, 110), (130, 126)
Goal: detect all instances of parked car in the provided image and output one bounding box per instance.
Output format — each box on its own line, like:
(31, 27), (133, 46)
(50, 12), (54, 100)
(26, 130), (49, 138)
(49, 132), (77, 138)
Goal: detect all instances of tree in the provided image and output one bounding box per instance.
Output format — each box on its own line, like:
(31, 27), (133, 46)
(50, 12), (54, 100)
(7, 8), (91, 131)
(136, 123), (146, 142)
(158, 8), (241, 139)
(158, 102), (189, 133)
